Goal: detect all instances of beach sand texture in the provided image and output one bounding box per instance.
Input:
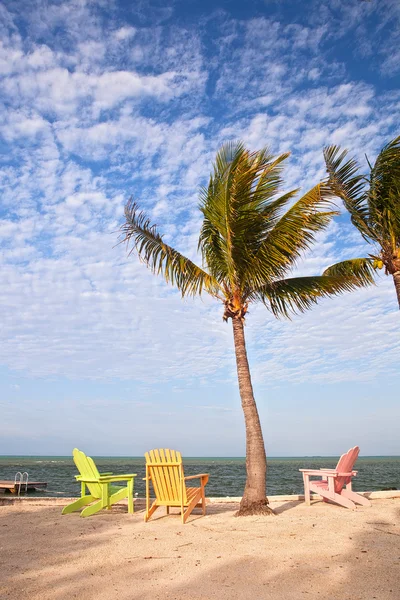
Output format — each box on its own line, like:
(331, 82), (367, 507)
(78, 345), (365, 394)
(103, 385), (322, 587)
(1, 497), (399, 600)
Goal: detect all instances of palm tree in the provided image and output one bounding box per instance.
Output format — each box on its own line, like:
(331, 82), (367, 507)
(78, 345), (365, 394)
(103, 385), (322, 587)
(121, 142), (374, 516)
(324, 135), (400, 307)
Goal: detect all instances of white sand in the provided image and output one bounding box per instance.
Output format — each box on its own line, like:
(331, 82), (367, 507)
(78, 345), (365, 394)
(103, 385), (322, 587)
(0, 497), (399, 599)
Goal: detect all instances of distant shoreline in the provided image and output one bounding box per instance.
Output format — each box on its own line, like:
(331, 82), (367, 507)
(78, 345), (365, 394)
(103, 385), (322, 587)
(0, 454), (400, 462)
(1, 454), (400, 459)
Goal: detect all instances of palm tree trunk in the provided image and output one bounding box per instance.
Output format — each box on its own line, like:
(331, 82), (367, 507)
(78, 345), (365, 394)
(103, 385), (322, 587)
(232, 317), (274, 516)
(393, 271), (400, 309)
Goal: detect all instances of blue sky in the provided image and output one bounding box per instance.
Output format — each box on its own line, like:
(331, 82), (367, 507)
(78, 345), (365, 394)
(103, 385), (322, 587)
(0, 0), (399, 457)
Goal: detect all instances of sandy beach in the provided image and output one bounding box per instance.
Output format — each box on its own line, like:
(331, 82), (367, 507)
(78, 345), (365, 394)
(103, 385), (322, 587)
(1, 496), (399, 600)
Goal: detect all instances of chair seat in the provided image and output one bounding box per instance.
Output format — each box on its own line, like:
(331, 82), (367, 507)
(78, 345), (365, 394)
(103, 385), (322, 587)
(186, 487), (201, 501)
(310, 479), (347, 494)
(311, 481), (329, 488)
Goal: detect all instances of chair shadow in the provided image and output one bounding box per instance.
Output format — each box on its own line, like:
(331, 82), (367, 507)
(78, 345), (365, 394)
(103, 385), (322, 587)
(206, 502), (239, 515)
(131, 498), (237, 521)
(273, 500), (303, 514)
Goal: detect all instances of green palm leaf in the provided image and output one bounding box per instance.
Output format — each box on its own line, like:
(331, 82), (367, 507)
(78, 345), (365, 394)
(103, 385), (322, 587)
(322, 258), (377, 285)
(368, 135), (400, 246)
(255, 274), (373, 318)
(370, 135), (400, 196)
(249, 183), (338, 284)
(198, 143), (292, 290)
(323, 144), (374, 242)
(121, 199), (220, 297)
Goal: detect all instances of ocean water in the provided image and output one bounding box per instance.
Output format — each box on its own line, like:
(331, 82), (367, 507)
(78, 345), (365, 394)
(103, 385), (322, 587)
(0, 456), (399, 497)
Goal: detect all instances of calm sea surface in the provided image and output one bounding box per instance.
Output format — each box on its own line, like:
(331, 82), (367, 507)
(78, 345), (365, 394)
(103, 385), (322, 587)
(0, 456), (398, 497)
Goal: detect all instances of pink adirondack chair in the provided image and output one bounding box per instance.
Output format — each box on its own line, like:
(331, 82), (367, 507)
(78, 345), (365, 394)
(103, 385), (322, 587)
(300, 446), (371, 509)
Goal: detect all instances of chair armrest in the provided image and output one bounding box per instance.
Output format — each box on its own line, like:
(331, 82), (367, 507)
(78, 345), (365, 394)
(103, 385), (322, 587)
(299, 469), (335, 476)
(184, 473), (209, 481)
(98, 474), (137, 482)
(316, 469), (357, 475)
(299, 469), (357, 477)
(75, 472), (113, 481)
(99, 472), (113, 476)
(76, 475), (137, 483)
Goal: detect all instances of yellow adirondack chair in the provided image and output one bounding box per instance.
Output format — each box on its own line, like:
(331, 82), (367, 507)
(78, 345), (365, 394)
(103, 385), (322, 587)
(144, 449), (209, 524)
(62, 448), (137, 518)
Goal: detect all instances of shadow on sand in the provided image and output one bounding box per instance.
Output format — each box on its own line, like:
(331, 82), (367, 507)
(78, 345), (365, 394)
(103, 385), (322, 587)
(1, 501), (399, 599)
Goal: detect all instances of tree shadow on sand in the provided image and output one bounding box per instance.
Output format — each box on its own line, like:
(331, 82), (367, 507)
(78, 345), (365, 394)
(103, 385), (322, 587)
(0, 500), (399, 600)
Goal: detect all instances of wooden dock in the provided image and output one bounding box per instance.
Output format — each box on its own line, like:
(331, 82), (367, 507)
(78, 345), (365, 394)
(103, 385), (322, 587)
(0, 480), (48, 494)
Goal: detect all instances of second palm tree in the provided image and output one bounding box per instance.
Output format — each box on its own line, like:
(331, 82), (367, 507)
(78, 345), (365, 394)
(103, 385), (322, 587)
(324, 135), (400, 307)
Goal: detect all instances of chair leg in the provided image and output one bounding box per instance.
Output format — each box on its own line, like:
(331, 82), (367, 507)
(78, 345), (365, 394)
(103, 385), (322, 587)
(144, 500), (159, 522)
(183, 492), (202, 524)
(308, 484), (356, 509)
(107, 483), (112, 509)
(100, 483), (108, 510)
(61, 495), (94, 515)
(303, 474), (311, 506)
(127, 479), (134, 514)
(166, 506), (170, 514)
(201, 483), (206, 515)
(341, 488), (371, 507)
(80, 500), (104, 517)
(332, 492), (356, 509)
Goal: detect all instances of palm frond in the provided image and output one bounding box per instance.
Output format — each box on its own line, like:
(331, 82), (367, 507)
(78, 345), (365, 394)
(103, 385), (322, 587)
(369, 135), (400, 246)
(198, 142), (292, 290)
(371, 135), (400, 188)
(254, 273), (373, 318)
(198, 142), (250, 287)
(322, 257), (377, 286)
(249, 183), (338, 284)
(121, 199), (221, 297)
(324, 145), (375, 241)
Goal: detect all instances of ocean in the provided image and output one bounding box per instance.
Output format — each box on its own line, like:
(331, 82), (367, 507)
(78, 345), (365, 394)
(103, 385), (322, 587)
(0, 455), (399, 497)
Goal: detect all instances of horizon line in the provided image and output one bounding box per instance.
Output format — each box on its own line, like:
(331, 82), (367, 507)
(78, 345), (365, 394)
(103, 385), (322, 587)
(1, 454), (399, 459)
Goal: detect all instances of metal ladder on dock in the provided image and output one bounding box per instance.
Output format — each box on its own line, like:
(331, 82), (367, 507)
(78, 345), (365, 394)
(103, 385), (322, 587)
(14, 472), (29, 495)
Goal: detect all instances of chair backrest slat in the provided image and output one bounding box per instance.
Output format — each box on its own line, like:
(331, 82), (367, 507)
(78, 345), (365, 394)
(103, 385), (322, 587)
(159, 448), (174, 500)
(145, 448), (187, 504)
(154, 449), (169, 500)
(166, 448), (182, 500)
(73, 448), (102, 498)
(334, 446), (360, 493)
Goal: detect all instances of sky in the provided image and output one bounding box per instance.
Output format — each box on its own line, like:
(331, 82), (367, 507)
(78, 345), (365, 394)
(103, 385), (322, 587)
(0, 0), (399, 457)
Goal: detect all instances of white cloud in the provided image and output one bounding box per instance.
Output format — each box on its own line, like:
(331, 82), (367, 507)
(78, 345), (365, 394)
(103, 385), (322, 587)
(3, 67), (189, 116)
(114, 26), (136, 41)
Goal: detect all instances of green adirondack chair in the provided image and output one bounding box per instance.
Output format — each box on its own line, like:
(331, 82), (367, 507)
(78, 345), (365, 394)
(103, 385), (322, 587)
(62, 448), (137, 517)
